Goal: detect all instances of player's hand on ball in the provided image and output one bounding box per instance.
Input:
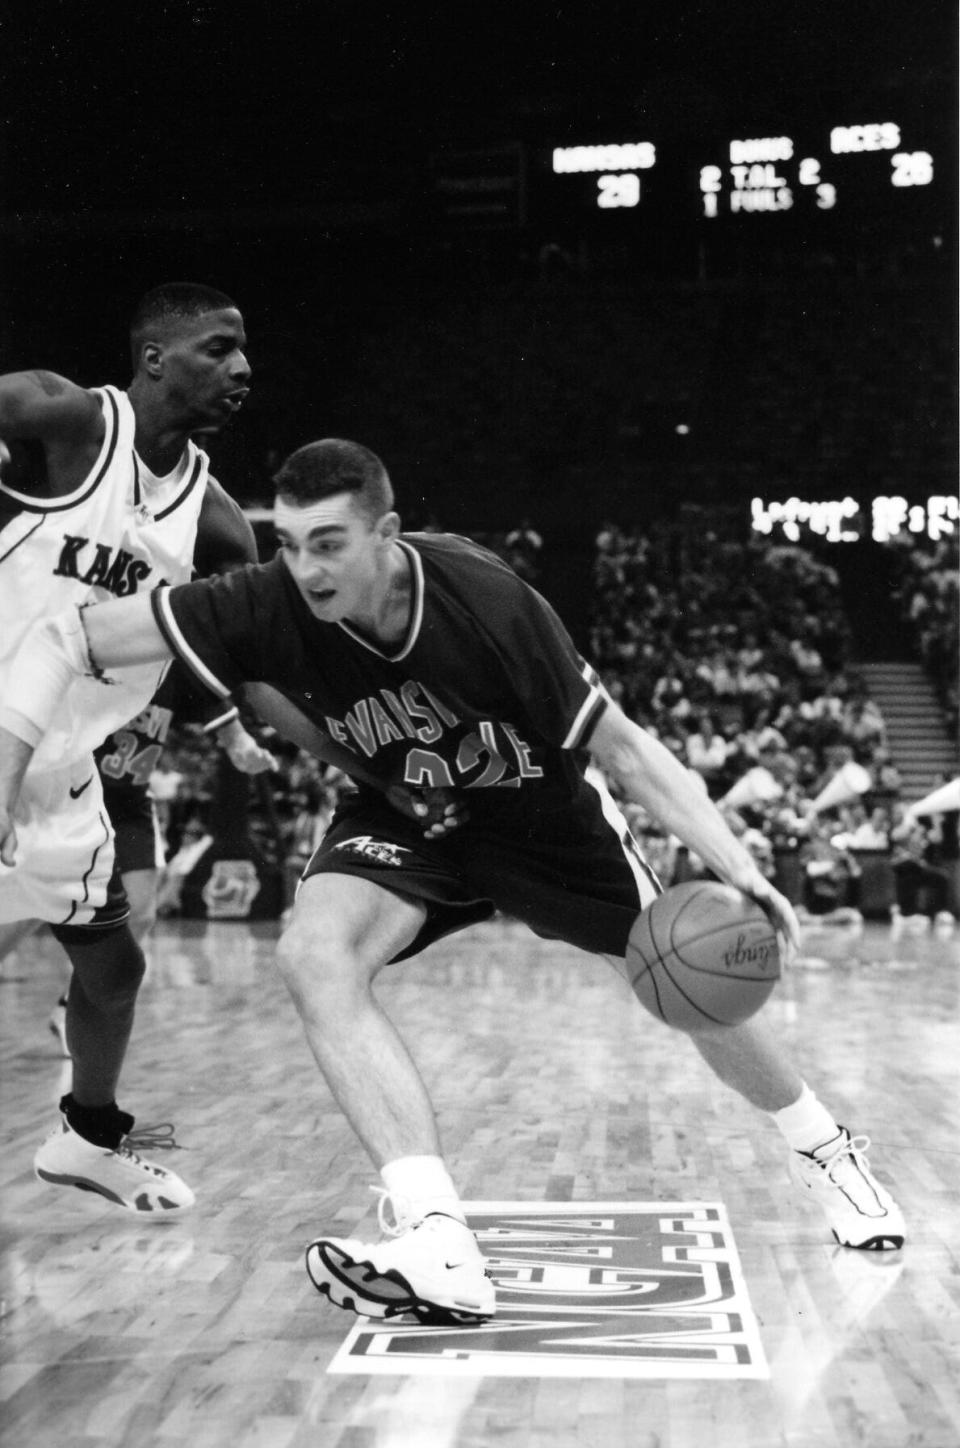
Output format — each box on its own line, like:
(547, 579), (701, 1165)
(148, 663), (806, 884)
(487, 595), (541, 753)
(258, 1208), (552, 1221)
(385, 785), (469, 837)
(0, 809), (18, 868)
(737, 875), (800, 966)
(628, 881), (784, 1030)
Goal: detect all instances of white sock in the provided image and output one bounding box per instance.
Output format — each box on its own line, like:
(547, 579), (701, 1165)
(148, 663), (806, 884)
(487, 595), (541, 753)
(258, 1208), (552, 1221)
(380, 1155), (465, 1224)
(772, 1084), (844, 1156)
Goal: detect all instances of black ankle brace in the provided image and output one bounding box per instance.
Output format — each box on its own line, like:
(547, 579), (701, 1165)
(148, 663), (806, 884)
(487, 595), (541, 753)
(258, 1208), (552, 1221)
(60, 1093), (135, 1150)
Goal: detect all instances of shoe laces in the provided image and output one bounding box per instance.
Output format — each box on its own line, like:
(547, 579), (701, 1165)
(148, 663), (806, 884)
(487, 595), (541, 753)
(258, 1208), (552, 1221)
(813, 1131), (872, 1182)
(119, 1122), (182, 1155)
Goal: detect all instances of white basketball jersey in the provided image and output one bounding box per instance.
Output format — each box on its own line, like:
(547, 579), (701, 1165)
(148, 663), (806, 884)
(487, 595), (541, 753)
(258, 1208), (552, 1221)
(0, 385), (210, 773)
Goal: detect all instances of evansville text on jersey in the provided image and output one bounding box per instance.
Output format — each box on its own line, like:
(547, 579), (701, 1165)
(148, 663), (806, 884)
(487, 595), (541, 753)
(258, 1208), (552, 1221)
(323, 681), (546, 791)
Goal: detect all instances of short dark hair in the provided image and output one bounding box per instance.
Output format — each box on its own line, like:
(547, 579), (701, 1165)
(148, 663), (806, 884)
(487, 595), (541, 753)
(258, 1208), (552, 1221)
(129, 282), (238, 368)
(272, 439), (394, 523)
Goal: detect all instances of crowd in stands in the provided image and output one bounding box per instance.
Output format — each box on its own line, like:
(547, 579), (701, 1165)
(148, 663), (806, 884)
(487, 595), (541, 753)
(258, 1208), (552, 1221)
(589, 523), (958, 927)
(890, 533), (959, 739)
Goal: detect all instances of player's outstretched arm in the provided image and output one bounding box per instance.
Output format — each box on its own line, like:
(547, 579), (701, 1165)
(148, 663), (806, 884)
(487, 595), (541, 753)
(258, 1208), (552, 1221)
(81, 592), (174, 670)
(588, 703), (800, 961)
(0, 595), (174, 759)
(0, 596), (177, 850)
(0, 371), (103, 449)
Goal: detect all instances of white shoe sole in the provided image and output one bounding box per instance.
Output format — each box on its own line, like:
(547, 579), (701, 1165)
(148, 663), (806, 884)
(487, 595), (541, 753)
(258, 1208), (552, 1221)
(35, 1164), (194, 1216)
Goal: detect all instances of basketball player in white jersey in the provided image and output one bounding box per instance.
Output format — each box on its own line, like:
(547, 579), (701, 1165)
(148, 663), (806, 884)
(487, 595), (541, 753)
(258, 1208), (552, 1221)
(0, 281), (272, 1215)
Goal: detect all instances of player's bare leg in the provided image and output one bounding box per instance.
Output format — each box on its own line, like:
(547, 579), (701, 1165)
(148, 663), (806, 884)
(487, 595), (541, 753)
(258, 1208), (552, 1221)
(279, 874), (493, 1321)
(277, 873), (438, 1164)
(607, 953), (904, 1249)
(687, 1013), (804, 1110)
(694, 1015), (903, 1247)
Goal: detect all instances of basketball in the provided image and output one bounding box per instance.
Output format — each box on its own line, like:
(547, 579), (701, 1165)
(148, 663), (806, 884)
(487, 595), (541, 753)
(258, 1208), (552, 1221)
(627, 881), (781, 1030)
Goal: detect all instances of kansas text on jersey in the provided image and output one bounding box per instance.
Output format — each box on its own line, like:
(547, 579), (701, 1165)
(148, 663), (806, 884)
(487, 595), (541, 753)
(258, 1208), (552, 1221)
(0, 386), (210, 773)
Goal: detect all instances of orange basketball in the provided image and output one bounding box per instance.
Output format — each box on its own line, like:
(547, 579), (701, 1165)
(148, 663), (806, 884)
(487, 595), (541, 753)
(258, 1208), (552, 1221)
(627, 881), (781, 1030)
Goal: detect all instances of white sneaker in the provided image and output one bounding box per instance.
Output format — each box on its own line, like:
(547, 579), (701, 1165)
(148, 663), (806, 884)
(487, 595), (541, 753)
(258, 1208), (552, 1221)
(788, 1128), (905, 1250)
(48, 996), (69, 1057)
(306, 1193), (495, 1323)
(34, 1117), (195, 1216)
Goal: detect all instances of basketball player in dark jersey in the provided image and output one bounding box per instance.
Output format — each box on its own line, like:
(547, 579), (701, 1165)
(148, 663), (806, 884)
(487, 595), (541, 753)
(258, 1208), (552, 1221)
(0, 437), (906, 1319)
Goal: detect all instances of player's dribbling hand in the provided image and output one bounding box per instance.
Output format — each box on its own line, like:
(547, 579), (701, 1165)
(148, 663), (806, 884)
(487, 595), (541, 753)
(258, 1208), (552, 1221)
(218, 722), (279, 775)
(0, 811), (18, 869)
(743, 877), (801, 967)
(385, 785), (469, 837)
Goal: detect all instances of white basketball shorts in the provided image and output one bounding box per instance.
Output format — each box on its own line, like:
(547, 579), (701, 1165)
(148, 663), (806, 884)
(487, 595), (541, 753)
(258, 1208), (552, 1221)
(0, 759), (126, 929)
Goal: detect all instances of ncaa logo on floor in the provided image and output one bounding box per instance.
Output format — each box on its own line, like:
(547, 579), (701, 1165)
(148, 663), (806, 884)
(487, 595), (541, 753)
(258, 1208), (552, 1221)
(329, 1201), (767, 1379)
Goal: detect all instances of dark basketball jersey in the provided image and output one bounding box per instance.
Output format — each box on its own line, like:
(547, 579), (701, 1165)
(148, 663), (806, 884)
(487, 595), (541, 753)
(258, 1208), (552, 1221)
(153, 532), (610, 823)
(95, 700), (174, 800)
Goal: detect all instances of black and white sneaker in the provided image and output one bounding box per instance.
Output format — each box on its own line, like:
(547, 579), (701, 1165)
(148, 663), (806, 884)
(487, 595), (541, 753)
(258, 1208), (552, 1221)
(34, 1117), (194, 1216)
(789, 1128), (905, 1249)
(306, 1193), (494, 1322)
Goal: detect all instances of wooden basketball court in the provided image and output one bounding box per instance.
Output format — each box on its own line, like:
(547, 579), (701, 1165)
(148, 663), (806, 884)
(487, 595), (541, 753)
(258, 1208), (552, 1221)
(1, 913), (957, 1447)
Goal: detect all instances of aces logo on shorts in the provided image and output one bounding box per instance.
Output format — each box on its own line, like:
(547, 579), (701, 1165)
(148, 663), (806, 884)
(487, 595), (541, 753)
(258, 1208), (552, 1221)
(333, 835), (412, 868)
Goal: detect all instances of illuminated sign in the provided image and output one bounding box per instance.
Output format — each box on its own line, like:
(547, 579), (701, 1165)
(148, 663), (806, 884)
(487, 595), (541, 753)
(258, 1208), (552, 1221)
(751, 495), (958, 544)
(871, 494), (957, 543)
(751, 496), (860, 543)
(550, 141), (656, 212)
(730, 137), (794, 163)
(830, 123), (900, 153)
(552, 143), (656, 174)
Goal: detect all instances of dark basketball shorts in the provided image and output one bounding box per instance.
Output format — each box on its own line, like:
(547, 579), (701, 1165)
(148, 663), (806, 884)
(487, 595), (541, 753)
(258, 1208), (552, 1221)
(301, 789), (661, 962)
(101, 780), (163, 875)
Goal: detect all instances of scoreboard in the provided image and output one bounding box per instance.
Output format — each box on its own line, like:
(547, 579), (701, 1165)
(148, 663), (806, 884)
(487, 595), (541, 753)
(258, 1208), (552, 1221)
(697, 124), (933, 218)
(541, 115), (943, 227)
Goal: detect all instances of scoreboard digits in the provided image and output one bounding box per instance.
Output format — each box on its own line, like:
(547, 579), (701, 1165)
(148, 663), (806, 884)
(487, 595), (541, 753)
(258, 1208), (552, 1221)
(552, 142), (656, 211)
(545, 118), (937, 222)
(697, 124), (934, 218)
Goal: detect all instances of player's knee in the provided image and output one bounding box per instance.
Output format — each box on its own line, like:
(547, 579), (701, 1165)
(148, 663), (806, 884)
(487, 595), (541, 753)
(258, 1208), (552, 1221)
(276, 916), (366, 1017)
(277, 917), (324, 995)
(61, 925), (146, 1008)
